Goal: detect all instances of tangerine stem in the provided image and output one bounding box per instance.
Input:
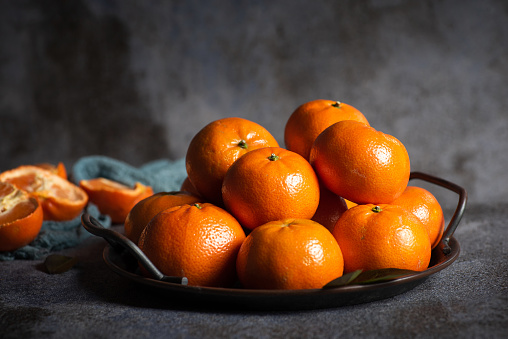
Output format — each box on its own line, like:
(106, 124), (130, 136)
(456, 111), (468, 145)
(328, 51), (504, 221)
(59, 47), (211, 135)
(372, 206), (382, 213)
(268, 153), (279, 161)
(238, 140), (248, 149)
(193, 203), (202, 209)
(332, 101), (342, 108)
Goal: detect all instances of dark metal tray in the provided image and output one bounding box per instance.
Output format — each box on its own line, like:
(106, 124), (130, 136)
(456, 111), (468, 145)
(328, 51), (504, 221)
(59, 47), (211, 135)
(81, 171), (467, 311)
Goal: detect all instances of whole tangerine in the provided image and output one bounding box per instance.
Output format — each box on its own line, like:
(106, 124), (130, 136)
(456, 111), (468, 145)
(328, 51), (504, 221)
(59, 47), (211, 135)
(124, 191), (201, 244)
(222, 147), (320, 230)
(179, 177), (202, 198)
(332, 204), (431, 273)
(236, 218), (344, 290)
(390, 186), (445, 249)
(284, 99), (369, 160)
(311, 182), (348, 233)
(0, 182), (44, 252)
(310, 120), (410, 205)
(138, 203), (246, 287)
(185, 117), (279, 206)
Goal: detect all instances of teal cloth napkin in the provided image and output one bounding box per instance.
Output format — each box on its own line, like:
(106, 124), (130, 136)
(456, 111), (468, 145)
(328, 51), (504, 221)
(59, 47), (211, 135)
(0, 156), (187, 261)
(71, 155), (187, 193)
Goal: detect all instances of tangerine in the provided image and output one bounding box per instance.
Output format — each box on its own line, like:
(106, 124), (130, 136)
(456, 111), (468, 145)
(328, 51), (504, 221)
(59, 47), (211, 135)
(222, 147), (320, 230)
(124, 191), (201, 244)
(35, 162), (68, 179)
(344, 199), (357, 209)
(332, 204), (431, 273)
(0, 181), (44, 252)
(284, 99), (369, 160)
(310, 120), (410, 204)
(236, 218), (344, 289)
(390, 186), (445, 249)
(138, 203), (246, 287)
(185, 117), (279, 206)
(79, 178), (154, 224)
(0, 166), (88, 221)
(179, 177), (202, 198)
(311, 182), (348, 232)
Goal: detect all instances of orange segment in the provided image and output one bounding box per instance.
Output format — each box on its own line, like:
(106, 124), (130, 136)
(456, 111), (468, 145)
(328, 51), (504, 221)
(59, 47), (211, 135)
(0, 166), (88, 221)
(80, 178), (154, 224)
(0, 182), (44, 252)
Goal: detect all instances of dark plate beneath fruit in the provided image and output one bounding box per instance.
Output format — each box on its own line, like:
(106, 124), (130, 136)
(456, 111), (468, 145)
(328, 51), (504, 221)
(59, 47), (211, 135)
(83, 171), (467, 311)
(102, 236), (460, 311)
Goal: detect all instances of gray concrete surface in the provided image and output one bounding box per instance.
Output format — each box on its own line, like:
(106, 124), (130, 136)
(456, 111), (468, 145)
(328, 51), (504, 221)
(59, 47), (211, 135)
(0, 2), (507, 336)
(1, 203), (506, 338)
(0, 0), (507, 207)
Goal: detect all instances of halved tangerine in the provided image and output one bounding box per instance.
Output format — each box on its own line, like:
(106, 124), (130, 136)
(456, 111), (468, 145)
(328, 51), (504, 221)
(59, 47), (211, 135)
(80, 178), (154, 224)
(35, 162), (68, 179)
(0, 181), (44, 252)
(0, 166), (88, 221)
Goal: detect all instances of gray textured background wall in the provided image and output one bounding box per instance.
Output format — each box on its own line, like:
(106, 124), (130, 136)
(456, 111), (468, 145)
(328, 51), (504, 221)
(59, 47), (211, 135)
(1, 0), (507, 208)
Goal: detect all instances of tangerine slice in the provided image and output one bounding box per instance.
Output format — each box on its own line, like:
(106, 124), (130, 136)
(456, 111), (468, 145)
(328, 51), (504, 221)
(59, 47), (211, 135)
(0, 181), (44, 251)
(80, 178), (154, 224)
(0, 166), (88, 221)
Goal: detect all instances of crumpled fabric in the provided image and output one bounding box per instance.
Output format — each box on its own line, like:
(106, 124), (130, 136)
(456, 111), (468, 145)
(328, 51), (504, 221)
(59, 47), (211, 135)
(0, 155), (187, 261)
(71, 155), (187, 194)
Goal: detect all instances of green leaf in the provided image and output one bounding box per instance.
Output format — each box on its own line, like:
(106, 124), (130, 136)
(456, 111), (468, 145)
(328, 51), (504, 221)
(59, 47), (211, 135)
(351, 268), (418, 285)
(322, 270), (363, 288)
(323, 268), (419, 289)
(44, 254), (78, 274)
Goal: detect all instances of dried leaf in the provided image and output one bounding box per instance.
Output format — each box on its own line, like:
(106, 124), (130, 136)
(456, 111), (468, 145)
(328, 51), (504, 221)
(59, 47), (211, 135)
(44, 254), (78, 274)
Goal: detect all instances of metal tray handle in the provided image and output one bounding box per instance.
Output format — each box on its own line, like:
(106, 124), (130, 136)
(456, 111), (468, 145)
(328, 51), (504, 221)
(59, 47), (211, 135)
(409, 171), (467, 254)
(81, 213), (188, 285)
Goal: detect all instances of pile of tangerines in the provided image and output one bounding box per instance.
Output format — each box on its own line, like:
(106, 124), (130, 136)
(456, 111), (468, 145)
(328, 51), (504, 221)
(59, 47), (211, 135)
(0, 99), (445, 291)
